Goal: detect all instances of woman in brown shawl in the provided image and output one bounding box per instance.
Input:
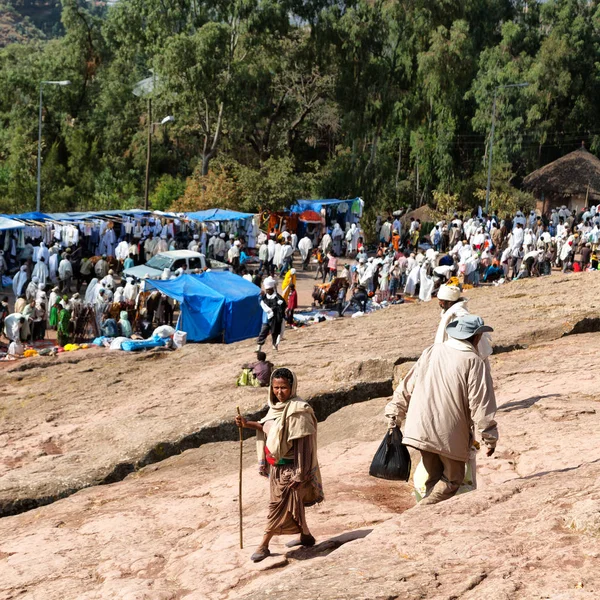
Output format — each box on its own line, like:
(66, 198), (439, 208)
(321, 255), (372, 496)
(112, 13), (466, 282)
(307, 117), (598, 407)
(235, 367), (324, 562)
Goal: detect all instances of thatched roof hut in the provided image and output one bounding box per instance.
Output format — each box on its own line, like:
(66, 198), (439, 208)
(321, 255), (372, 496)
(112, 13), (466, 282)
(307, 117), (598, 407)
(523, 147), (600, 214)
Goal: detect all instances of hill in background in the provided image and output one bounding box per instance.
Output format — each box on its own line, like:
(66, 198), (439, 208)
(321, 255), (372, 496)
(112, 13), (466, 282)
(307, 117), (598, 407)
(0, 0), (63, 46)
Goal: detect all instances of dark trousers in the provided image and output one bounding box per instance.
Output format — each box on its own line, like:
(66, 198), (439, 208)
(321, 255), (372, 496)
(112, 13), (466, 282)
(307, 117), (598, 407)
(257, 320), (282, 347)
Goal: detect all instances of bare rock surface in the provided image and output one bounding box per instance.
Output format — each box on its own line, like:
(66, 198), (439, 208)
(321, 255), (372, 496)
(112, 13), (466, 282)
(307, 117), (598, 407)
(2, 271), (600, 513)
(1, 331), (600, 599)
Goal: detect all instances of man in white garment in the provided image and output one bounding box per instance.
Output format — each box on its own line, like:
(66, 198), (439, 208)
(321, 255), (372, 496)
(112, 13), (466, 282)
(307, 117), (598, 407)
(4, 312), (25, 342)
(188, 234), (200, 250)
(386, 314), (498, 505)
(115, 239), (130, 266)
(213, 233), (226, 262)
(32, 257), (49, 286)
(100, 269), (115, 290)
(123, 277), (138, 303)
(511, 222), (524, 251)
(36, 241), (49, 264)
(320, 231), (332, 254)
(298, 235), (313, 270)
(154, 235), (168, 256)
(48, 246), (60, 283)
(58, 253), (73, 294)
(380, 218), (392, 244)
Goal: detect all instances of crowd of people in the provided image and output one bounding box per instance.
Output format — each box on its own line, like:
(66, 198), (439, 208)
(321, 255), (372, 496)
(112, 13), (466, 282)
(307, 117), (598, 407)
(0, 215), (263, 353)
(343, 205), (600, 307)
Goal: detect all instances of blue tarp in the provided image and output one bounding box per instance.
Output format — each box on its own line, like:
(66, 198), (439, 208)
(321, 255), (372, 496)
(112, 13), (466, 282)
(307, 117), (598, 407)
(186, 209), (255, 222)
(146, 275), (226, 342)
(196, 271), (263, 343)
(289, 198), (358, 214)
(145, 272), (261, 343)
(12, 211), (52, 221)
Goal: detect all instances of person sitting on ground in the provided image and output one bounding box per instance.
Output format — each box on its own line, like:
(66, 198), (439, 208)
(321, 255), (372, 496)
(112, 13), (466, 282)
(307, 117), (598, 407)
(100, 311), (119, 338)
(118, 311), (133, 337)
(351, 284), (369, 313)
(235, 368), (323, 562)
(240, 351), (274, 387)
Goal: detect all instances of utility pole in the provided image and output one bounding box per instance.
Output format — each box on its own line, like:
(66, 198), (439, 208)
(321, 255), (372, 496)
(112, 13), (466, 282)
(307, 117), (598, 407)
(144, 98), (152, 211)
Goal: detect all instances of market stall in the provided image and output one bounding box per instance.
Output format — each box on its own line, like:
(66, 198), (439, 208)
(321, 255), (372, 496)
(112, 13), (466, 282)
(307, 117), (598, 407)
(145, 271), (261, 343)
(186, 209), (258, 248)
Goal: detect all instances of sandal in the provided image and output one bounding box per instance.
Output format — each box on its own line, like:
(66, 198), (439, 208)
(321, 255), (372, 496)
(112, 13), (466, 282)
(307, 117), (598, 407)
(285, 534), (316, 548)
(250, 546), (271, 563)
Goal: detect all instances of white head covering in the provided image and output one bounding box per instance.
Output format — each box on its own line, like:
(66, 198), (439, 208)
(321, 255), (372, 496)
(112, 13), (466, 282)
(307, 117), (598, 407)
(220, 233), (226, 239)
(263, 276), (276, 290)
(437, 284), (461, 302)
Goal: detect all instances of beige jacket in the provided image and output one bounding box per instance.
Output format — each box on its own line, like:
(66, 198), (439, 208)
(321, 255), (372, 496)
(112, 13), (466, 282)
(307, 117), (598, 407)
(385, 338), (498, 462)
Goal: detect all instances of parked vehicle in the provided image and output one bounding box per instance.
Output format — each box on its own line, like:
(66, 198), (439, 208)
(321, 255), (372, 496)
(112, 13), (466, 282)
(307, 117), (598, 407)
(123, 250), (229, 280)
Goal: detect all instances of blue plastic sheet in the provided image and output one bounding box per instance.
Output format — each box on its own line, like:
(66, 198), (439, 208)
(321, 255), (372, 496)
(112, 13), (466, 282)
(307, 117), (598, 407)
(289, 199), (358, 214)
(10, 211), (52, 221)
(145, 272), (261, 343)
(197, 271), (262, 343)
(121, 337), (167, 352)
(146, 275), (225, 342)
(185, 209), (255, 222)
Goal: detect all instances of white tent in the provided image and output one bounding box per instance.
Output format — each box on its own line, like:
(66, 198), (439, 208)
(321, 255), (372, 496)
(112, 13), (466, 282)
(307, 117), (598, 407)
(0, 216), (25, 231)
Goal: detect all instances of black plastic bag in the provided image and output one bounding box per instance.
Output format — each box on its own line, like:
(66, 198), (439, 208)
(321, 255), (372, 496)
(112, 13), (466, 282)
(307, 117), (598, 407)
(369, 427), (411, 481)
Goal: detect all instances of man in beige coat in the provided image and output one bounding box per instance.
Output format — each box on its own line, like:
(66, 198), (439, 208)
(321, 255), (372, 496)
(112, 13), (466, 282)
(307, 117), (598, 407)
(385, 315), (498, 505)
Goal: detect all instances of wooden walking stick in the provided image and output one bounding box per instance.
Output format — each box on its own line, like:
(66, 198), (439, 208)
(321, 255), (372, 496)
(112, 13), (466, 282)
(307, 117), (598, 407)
(236, 406), (243, 549)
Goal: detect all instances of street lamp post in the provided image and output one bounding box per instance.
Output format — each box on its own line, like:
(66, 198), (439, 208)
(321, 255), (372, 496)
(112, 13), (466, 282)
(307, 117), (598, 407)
(485, 82), (529, 215)
(133, 73), (173, 210)
(143, 113), (175, 210)
(36, 80), (71, 212)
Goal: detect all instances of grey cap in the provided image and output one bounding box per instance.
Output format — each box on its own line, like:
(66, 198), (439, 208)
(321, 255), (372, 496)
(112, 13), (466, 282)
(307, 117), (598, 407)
(446, 315), (493, 340)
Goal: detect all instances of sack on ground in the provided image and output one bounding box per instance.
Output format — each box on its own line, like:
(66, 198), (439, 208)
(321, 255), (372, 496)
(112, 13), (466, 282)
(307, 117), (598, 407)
(369, 427), (411, 481)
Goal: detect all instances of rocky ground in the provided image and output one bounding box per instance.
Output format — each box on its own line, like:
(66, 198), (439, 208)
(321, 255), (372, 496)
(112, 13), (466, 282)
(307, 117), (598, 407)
(1, 271), (600, 599)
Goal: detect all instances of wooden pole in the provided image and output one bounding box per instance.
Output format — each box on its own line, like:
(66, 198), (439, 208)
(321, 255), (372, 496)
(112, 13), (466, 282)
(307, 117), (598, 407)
(236, 406), (243, 549)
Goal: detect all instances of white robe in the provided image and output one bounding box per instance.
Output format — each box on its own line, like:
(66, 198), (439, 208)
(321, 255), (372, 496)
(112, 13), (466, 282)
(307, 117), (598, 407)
(32, 261), (49, 286)
(49, 252), (59, 283)
(298, 237), (313, 261)
(12, 267), (28, 297)
(404, 265), (420, 296)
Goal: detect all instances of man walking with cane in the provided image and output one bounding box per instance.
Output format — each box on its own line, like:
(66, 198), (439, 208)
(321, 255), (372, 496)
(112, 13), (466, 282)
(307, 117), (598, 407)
(385, 315), (498, 505)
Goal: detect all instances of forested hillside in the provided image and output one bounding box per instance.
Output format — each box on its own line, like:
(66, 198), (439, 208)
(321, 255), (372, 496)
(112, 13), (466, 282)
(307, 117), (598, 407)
(0, 0), (598, 217)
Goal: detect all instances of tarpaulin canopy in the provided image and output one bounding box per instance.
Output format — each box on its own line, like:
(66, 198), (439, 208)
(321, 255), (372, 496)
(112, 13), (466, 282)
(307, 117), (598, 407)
(11, 211), (52, 221)
(186, 209), (255, 222)
(145, 272), (261, 343)
(0, 216), (25, 230)
(197, 271), (262, 343)
(289, 198), (359, 214)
